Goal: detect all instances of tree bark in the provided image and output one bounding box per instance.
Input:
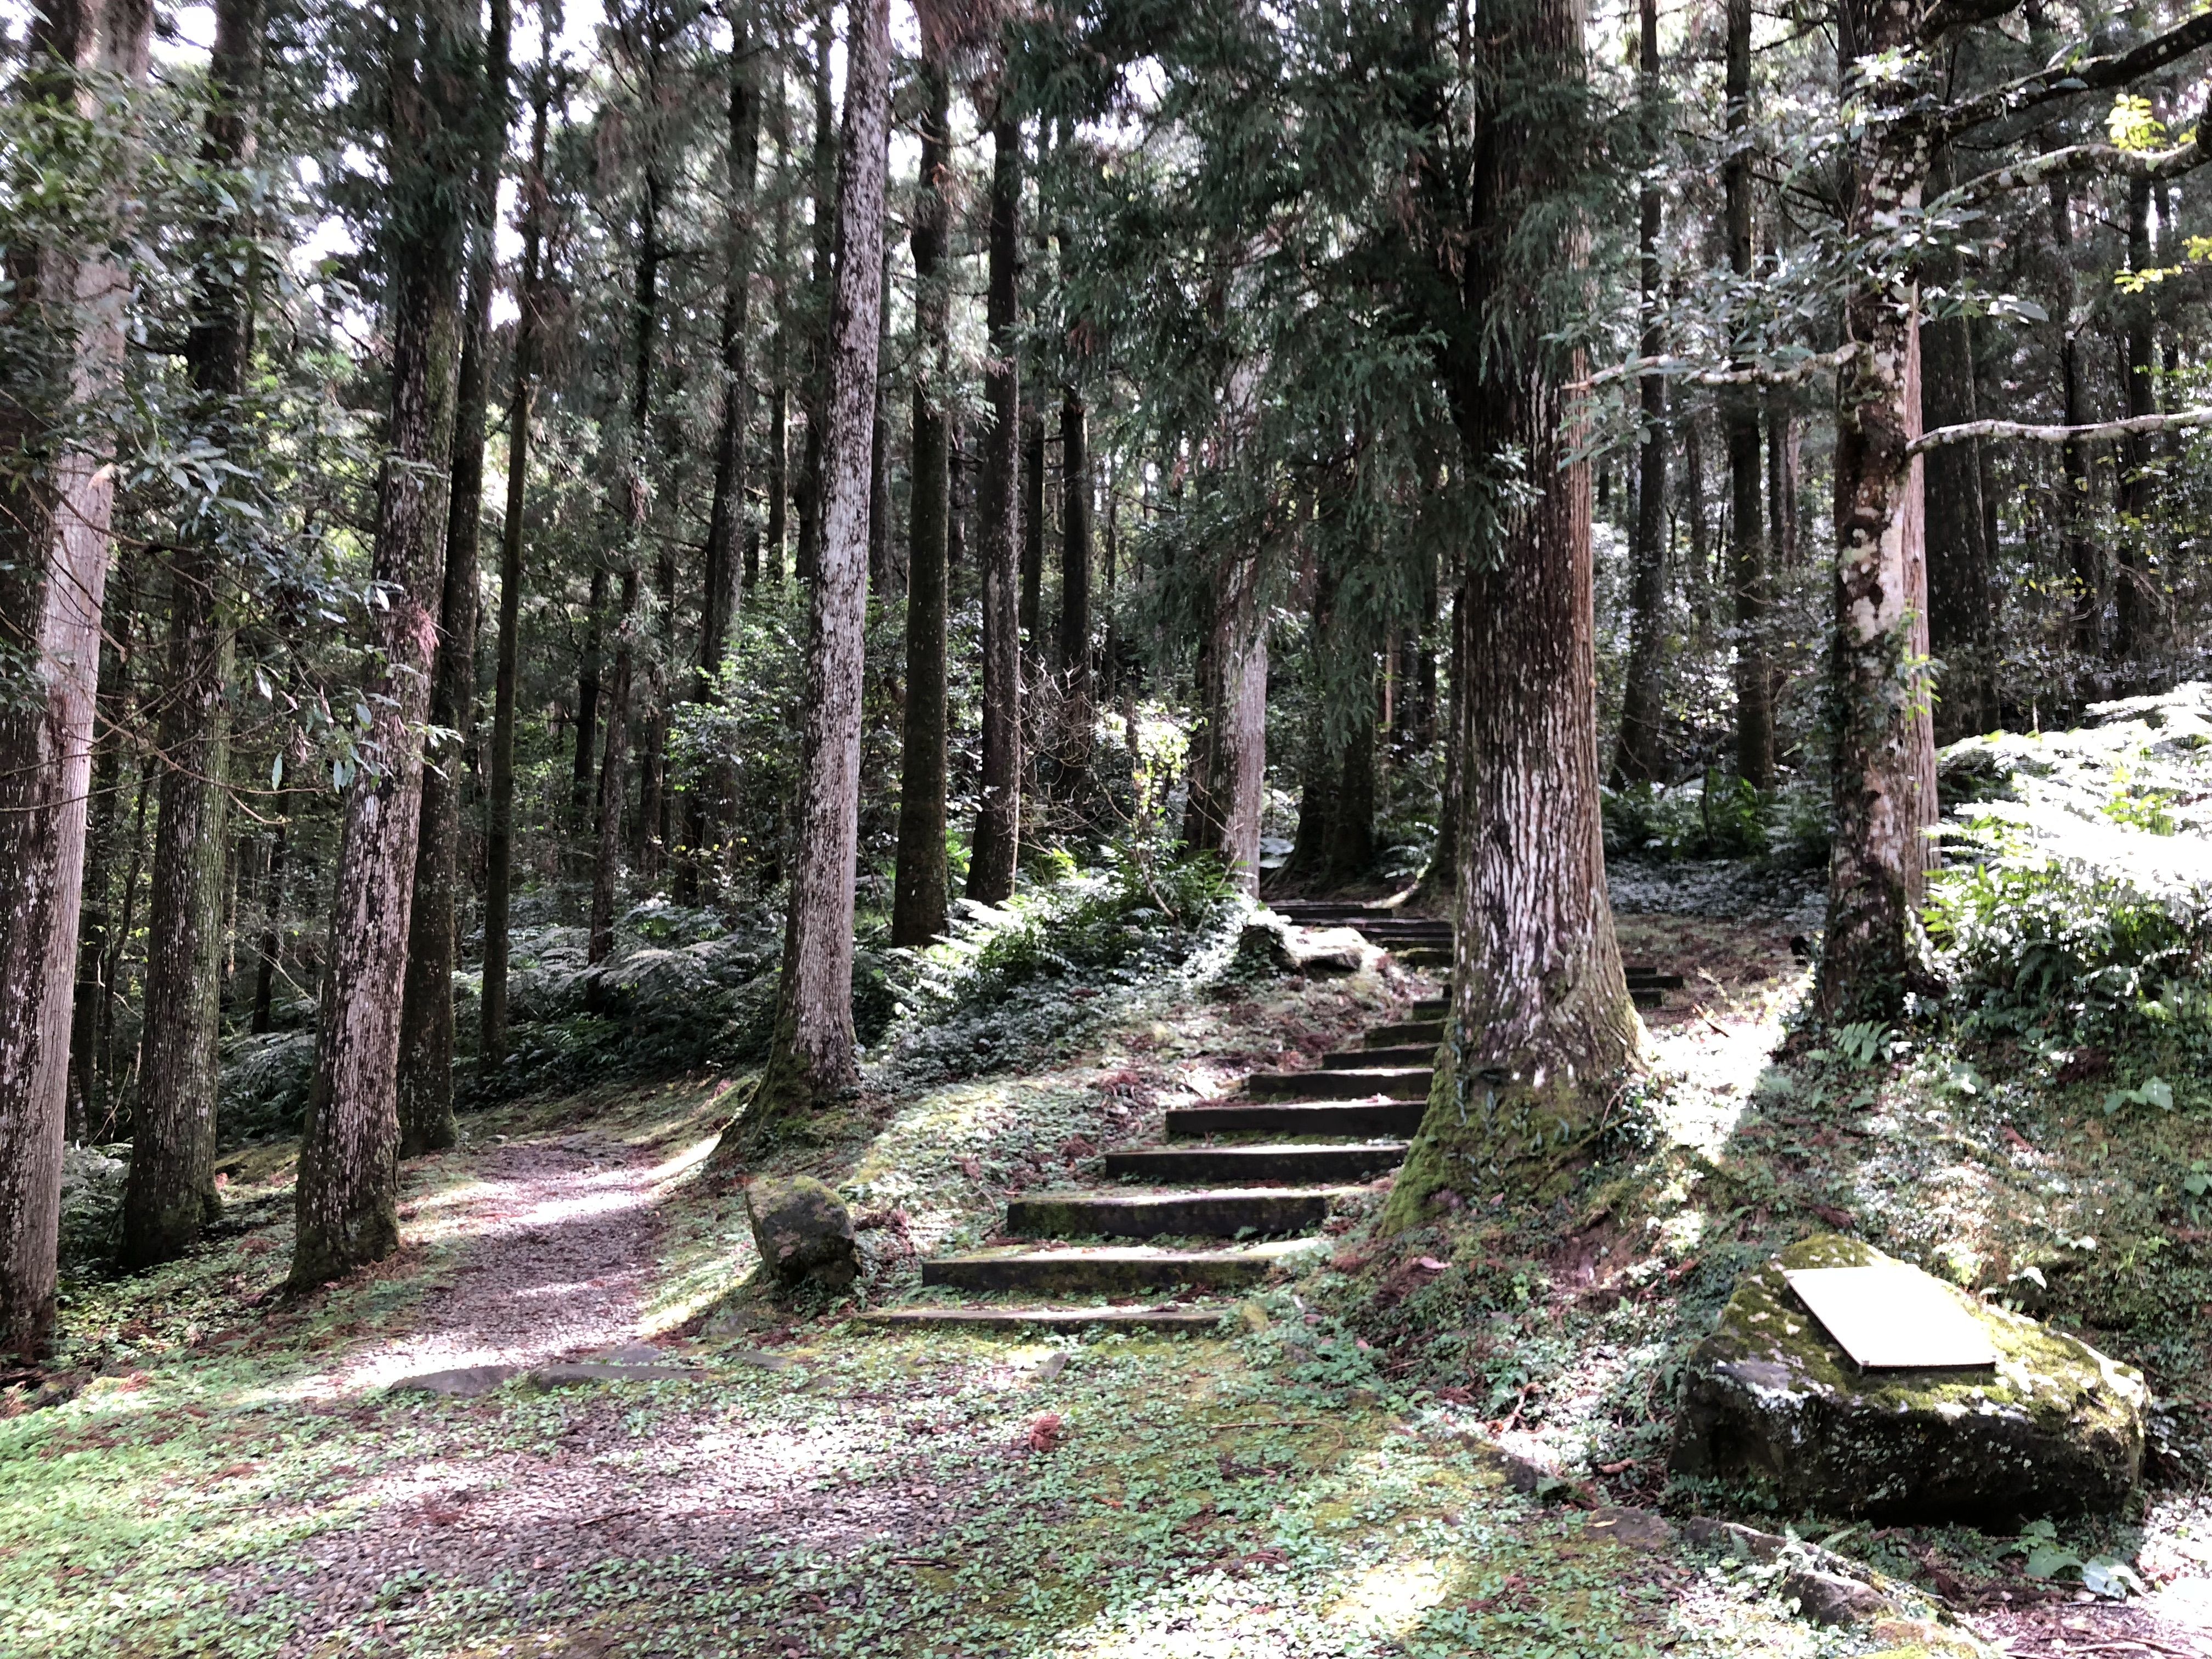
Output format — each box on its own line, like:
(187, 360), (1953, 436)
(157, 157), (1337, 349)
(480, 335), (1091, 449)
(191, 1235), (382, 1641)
(1057, 386), (1093, 798)
(681, 7), (761, 896)
(2047, 178), (2099, 653)
(1723, 0), (1771, 789)
(124, 0), (264, 1268)
(251, 816), (286, 1034)
(1921, 142), (1993, 740)
(2114, 174), (2158, 661)
(1815, 0), (1940, 1023)
(571, 562), (605, 825)
(891, 58), (951, 949)
(0, 0), (153, 1352)
(291, 0), (474, 1293)
(1610, 0), (1667, 787)
(793, 8), (833, 585)
(482, 71), (550, 1070)
(1683, 405), (1710, 627)
(1183, 550), (1268, 893)
(589, 15), (667, 966)
(69, 547), (140, 1138)
(720, 0), (889, 1141)
(399, 0), (507, 1158)
(1020, 415), (1045, 658)
(1385, 0), (1639, 1224)
(967, 114), (1024, 904)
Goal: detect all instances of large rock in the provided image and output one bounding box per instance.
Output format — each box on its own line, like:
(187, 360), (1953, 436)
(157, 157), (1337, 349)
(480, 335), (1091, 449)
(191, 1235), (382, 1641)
(1237, 915), (1383, 978)
(746, 1176), (859, 1293)
(1670, 1234), (2146, 1522)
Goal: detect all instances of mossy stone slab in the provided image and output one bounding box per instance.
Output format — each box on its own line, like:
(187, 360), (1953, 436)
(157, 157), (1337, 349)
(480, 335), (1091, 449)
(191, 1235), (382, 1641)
(1669, 1233), (2146, 1522)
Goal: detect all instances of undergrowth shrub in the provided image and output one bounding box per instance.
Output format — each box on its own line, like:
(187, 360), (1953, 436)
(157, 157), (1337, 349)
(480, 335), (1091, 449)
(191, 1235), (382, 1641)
(1602, 772), (1830, 868)
(1926, 684), (2212, 1056)
(884, 845), (1241, 1082)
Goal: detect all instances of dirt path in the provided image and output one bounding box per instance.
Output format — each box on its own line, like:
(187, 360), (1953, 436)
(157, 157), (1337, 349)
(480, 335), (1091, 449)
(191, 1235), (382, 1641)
(309, 1130), (665, 1398)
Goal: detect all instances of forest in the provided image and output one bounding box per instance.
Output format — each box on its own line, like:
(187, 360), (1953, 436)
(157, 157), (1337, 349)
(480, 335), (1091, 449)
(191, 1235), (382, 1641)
(4, 0), (2212, 1654)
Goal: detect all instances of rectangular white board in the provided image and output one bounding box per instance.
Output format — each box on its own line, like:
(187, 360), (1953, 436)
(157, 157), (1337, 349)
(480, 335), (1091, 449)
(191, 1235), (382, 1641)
(1781, 1264), (2000, 1370)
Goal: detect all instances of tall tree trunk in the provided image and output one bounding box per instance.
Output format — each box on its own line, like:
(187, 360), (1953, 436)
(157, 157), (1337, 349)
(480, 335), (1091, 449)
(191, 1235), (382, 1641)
(793, 8), (833, 584)
(1815, 0), (1938, 1022)
(482, 71), (550, 1070)
(720, 0), (889, 1140)
(1767, 392), (1798, 568)
(1921, 141), (1992, 740)
(967, 114), (1024, 904)
(291, 0), (474, 1293)
(1610, 0), (1666, 787)
(2049, 179), (2098, 655)
(1683, 406), (1709, 627)
(2114, 174), (2158, 661)
(1722, 0), (1770, 789)
(1386, 0), (1638, 1224)
(1324, 696), (1377, 880)
(252, 816), (286, 1034)
(1183, 550), (1268, 892)
(891, 58), (951, 949)
(681, 9), (760, 897)
(399, 0), (508, 1158)
(0, 0), (153, 1353)
(1056, 386), (1092, 797)
(1411, 580), (1466, 912)
(589, 18), (667, 966)
(1020, 415), (1045, 658)
(69, 548), (141, 1139)
(124, 0), (264, 1268)
(571, 563), (605, 825)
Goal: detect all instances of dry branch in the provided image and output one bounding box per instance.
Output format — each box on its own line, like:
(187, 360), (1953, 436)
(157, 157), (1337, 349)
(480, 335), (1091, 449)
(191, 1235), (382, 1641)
(1910, 407), (2212, 455)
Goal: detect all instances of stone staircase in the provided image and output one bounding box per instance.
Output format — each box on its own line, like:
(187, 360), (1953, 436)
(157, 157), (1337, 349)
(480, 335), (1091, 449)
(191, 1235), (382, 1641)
(866, 902), (1681, 1333)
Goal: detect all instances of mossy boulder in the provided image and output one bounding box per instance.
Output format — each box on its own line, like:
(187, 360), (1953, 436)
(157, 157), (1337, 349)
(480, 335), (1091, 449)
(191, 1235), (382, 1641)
(1670, 1234), (2145, 1522)
(745, 1176), (859, 1294)
(1236, 915), (1382, 977)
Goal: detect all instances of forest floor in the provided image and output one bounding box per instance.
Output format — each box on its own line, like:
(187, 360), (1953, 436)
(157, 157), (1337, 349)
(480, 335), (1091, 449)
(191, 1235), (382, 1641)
(7, 864), (2212, 1657)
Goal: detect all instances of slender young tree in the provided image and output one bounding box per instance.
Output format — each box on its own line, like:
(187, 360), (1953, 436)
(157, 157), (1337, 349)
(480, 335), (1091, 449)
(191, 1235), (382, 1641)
(2114, 173), (2158, 660)
(719, 0), (890, 1141)
(1057, 384), (1092, 796)
(1722, 0), (1771, 789)
(967, 111), (1024, 904)
(399, 0), (510, 1157)
(291, 0), (476, 1291)
(794, 6), (834, 582)
(1921, 140), (1992, 738)
(682, 1), (763, 893)
(482, 67), (554, 1069)
(123, 0), (265, 1269)
(891, 57), (952, 948)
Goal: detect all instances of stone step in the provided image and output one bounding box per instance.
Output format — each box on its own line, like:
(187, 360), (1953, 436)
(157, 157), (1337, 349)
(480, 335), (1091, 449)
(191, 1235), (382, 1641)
(1245, 1066), (1430, 1101)
(1392, 946), (1452, 967)
(1412, 998), (1447, 1020)
(1005, 1187), (1359, 1239)
(1166, 1099), (1427, 1137)
(921, 1240), (1304, 1295)
(1633, 988), (1663, 1009)
(1365, 1021), (1443, 1047)
(1346, 918), (1450, 934)
(1102, 1142), (1409, 1183)
(1325, 1043), (1432, 1069)
(1626, 968), (1686, 990)
(862, 1304), (1228, 1331)
(1270, 901), (1384, 919)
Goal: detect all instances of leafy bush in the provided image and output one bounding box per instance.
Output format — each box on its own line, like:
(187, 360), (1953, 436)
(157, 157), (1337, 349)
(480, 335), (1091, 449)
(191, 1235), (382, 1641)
(884, 844), (1241, 1081)
(1602, 772), (1830, 867)
(1926, 684), (2212, 1051)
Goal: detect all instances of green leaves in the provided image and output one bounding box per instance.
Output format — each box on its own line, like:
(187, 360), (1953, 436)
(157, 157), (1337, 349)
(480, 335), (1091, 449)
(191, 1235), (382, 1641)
(2101, 1076), (2173, 1116)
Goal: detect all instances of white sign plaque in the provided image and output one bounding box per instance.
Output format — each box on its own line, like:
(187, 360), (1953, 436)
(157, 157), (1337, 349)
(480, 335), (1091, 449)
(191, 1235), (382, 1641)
(1781, 1264), (2000, 1370)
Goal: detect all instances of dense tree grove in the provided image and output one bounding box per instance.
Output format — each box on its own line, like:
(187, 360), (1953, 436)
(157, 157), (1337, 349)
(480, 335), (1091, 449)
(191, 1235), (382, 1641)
(4, 0), (2212, 1351)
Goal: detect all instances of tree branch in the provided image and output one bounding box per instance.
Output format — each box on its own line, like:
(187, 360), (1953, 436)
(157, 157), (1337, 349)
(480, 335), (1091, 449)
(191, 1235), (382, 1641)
(1910, 408), (2212, 455)
(1940, 13), (2212, 136)
(1571, 352), (1837, 393)
(1943, 137), (2209, 207)
(1920, 0), (2025, 45)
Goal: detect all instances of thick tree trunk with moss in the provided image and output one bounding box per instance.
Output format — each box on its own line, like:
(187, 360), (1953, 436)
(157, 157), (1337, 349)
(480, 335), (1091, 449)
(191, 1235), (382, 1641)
(891, 59), (951, 949)
(1386, 0), (1638, 1226)
(716, 0), (889, 1146)
(967, 115), (1024, 904)
(399, 0), (508, 1157)
(1815, 0), (1939, 1022)
(0, 0), (154, 1344)
(123, 0), (262, 1268)
(292, 0), (474, 1293)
